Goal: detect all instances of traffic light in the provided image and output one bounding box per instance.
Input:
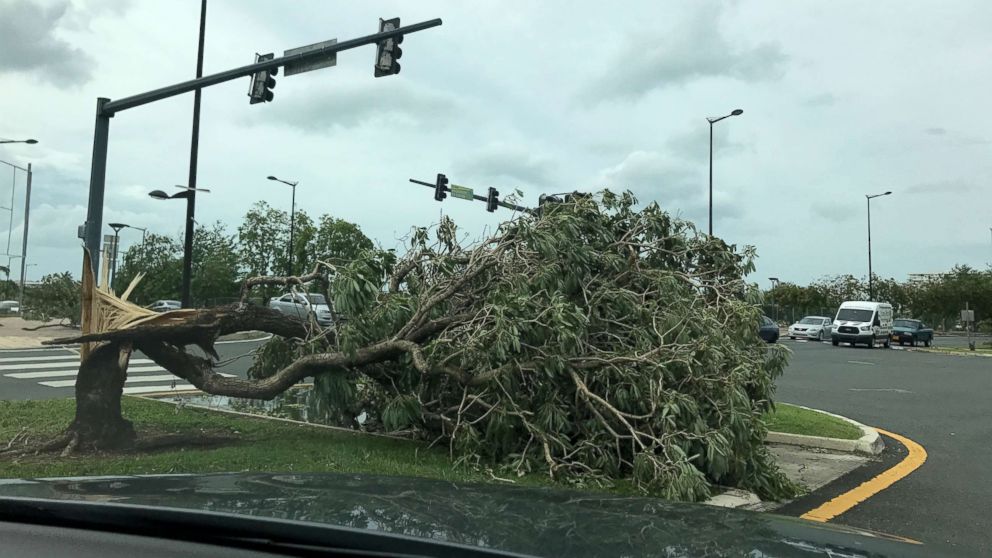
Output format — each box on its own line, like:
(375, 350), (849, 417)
(249, 53), (277, 104)
(434, 173), (448, 201)
(374, 18), (403, 77)
(486, 187), (499, 212)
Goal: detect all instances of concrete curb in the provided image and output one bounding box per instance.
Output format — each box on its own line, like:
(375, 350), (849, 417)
(907, 347), (992, 358)
(766, 404), (884, 455)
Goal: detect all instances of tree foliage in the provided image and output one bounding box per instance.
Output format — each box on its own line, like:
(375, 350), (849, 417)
(249, 192), (795, 500)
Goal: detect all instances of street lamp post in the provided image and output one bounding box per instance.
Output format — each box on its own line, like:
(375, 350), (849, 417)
(0, 154), (34, 307)
(149, 185), (210, 305)
(706, 109), (743, 237)
(108, 223), (128, 288)
(267, 176), (299, 276)
(865, 191), (892, 301)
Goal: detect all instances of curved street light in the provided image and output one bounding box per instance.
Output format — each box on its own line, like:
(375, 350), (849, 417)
(268, 175), (299, 275)
(706, 109), (743, 236)
(0, 139), (38, 145)
(865, 191), (893, 300)
(148, 185), (210, 306)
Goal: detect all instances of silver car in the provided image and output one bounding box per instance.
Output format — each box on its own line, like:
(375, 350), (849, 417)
(147, 300), (181, 313)
(268, 293), (333, 327)
(788, 316), (833, 341)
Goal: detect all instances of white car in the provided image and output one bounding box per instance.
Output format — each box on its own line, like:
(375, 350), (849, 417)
(268, 293), (333, 327)
(788, 316), (833, 341)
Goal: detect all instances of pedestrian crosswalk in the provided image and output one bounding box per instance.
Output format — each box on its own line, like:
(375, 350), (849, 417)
(0, 351), (232, 395)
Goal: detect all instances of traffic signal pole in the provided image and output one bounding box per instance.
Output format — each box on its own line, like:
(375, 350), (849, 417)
(81, 18), (442, 280)
(409, 178), (533, 213)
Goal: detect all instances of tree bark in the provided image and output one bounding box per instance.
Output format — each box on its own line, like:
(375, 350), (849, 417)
(66, 342), (135, 450)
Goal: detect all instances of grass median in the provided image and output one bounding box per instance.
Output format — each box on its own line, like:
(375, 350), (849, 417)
(0, 397), (858, 486)
(763, 403), (862, 440)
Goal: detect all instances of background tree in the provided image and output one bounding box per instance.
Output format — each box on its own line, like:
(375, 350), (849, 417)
(23, 272), (81, 325)
(113, 234), (182, 305)
(237, 201), (288, 300)
(314, 215), (374, 265)
(191, 222), (241, 306)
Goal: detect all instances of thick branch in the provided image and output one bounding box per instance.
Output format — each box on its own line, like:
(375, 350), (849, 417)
(136, 338), (420, 400)
(240, 265), (327, 302)
(44, 304), (312, 348)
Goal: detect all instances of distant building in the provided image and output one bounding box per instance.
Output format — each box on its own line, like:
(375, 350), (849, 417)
(907, 272), (948, 284)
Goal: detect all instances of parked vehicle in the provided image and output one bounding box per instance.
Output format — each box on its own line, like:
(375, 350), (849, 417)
(891, 318), (934, 347)
(0, 300), (20, 314)
(831, 301), (893, 348)
(788, 316), (833, 341)
(758, 315), (779, 343)
(147, 300), (181, 312)
(268, 292), (333, 327)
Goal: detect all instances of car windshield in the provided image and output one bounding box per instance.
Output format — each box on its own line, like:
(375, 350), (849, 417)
(3, 4), (988, 554)
(836, 309), (874, 322)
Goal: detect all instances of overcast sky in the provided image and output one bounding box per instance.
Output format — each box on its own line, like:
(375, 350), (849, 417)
(1, 0), (991, 287)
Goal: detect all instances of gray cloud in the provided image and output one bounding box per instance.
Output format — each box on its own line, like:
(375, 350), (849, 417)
(923, 127), (947, 135)
(585, 4), (786, 102)
(0, 0), (94, 87)
(664, 124), (743, 163)
(804, 93), (836, 107)
(811, 201), (856, 222)
(599, 151), (701, 211)
(904, 179), (976, 196)
(454, 144), (555, 187)
(259, 79), (459, 133)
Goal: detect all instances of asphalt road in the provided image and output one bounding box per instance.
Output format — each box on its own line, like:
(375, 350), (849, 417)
(0, 338), (267, 401)
(775, 338), (991, 554)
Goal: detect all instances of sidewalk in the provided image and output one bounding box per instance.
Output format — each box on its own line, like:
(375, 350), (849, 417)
(0, 317), (79, 350)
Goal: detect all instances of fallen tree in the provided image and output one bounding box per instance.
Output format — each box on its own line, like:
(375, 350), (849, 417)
(32, 192), (794, 501)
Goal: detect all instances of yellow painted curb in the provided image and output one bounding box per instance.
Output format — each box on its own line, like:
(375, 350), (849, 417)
(800, 427), (927, 531)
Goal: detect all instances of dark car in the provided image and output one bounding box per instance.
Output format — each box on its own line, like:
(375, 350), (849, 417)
(891, 318), (934, 347)
(759, 315), (779, 343)
(0, 473), (937, 557)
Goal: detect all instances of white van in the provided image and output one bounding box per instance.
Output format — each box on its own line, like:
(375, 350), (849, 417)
(831, 301), (893, 348)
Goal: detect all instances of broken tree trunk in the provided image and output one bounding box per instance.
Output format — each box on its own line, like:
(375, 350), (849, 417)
(66, 341), (136, 451)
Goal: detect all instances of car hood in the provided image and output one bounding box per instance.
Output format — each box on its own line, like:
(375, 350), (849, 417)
(0, 472), (930, 557)
(312, 303), (331, 313)
(791, 324), (822, 329)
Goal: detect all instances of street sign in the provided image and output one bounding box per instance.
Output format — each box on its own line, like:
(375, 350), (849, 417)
(284, 39), (338, 76)
(961, 309), (975, 322)
(450, 184), (474, 200)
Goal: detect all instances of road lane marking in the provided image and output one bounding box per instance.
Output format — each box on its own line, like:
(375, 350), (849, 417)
(848, 388), (912, 394)
(40, 373), (233, 388)
(846, 360), (876, 366)
(0, 359), (154, 371)
(800, 428), (927, 524)
(123, 384), (197, 395)
(0, 355), (79, 364)
(6, 365), (164, 379)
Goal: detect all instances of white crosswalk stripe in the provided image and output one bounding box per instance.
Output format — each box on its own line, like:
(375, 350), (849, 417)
(7, 365), (164, 379)
(0, 351), (231, 395)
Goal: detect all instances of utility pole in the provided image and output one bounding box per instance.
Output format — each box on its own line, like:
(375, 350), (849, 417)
(18, 163), (31, 306)
(180, 0), (208, 308)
